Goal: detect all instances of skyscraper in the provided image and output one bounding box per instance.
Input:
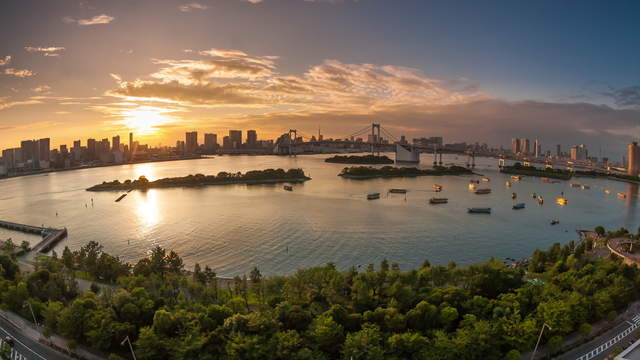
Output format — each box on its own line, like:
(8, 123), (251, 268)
(185, 131), (198, 154)
(246, 130), (257, 147)
(570, 144), (587, 161)
(38, 138), (50, 162)
(533, 139), (541, 158)
(511, 138), (520, 155)
(20, 140), (36, 164)
(87, 138), (97, 160)
(556, 144), (562, 158)
(229, 130), (242, 149)
(112, 135), (120, 152)
(204, 133), (217, 152)
(520, 138), (530, 155)
(627, 142), (640, 176)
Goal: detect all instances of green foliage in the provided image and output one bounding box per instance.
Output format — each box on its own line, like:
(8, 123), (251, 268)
(340, 165), (472, 178)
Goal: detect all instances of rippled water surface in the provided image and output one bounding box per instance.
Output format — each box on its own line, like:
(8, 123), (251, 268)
(1, 154), (638, 276)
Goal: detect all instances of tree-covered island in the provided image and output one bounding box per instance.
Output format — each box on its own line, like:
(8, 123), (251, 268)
(325, 155), (395, 165)
(500, 163), (572, 180)
(339, 165), (473, 179)
(87, 168), (311, 191)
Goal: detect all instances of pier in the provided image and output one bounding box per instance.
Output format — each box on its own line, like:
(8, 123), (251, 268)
(0, 220), (67, 253)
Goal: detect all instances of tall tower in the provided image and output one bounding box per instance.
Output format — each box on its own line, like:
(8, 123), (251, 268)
(628, 142), (640, 176)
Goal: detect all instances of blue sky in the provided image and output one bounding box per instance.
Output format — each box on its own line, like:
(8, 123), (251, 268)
(1, 0), (639, 156)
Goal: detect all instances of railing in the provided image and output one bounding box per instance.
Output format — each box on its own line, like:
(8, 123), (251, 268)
(574, 314), (640, 360)
(0, 338), (28, 360)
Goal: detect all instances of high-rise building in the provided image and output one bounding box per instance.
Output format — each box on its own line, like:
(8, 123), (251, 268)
(570, 144), (588, 161)
(38, 138), (50, 162)
(222, 136), (232, 149)
(556, 144), (562, 158)
(520, 138), (530, 155)
(185, 131), (198, 153)
(533, 139), (541, 158)
(229, 130), (242, 149)
(20, 140), (36, 164)
(627, 142), (640, 176)
(246, 130), (257, 147)
(204, 133), (217, 152)
(87, 138), (97, 160)
(511, 138), (520, 155)
(112, 135), (120, 152)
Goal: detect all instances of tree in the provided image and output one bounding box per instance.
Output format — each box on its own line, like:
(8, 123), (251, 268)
(135, 327), (170, 360)
(308, 315), (344, 356)
(342, 324), (384, 360)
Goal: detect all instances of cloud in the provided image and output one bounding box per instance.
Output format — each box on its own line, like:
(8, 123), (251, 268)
(32, 85), (52, 94)
(63, 14), (114, 26)
(24, 46), (65, 57)
(3, 68), (35, 78)
(0, 99), (41, 111)
(0, 56), (11, 66)
(178, 2), (208, 12)
(243, 0), (264, 3)
(603, 86), (640, 108)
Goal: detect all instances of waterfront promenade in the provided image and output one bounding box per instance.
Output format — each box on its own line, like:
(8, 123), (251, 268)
(0, 220), (67, 253)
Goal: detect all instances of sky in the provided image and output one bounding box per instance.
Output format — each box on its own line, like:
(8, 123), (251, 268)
(1, 0), (639, 157)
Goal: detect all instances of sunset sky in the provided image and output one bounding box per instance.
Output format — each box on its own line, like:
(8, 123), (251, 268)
(1, 0), (639, 156)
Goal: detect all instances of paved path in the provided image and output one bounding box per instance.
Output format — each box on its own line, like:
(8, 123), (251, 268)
(0, 315), (70, 360)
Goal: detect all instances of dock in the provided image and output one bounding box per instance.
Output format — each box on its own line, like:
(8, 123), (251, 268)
(0, 220), (67, 253)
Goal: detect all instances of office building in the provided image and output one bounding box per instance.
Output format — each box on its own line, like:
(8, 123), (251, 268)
(204, 133), (218, 152)
(520, 138), (530, 155)
(627, 142), (640, 176)
(246, 130), (257, 147)
(533, 139), (541, 158)
(556, 144), (562, 158)
(511, 138), (520, 154)
(112, 135), (120, 152)
(185, 131), (198, 154)
(38, 138), (50, 162)
(229, 130), (242, 149)
(222, 136), (232, 149)
(570, 144), (588, 161)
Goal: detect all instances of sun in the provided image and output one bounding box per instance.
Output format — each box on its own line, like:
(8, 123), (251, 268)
(120, 106), (173, 135)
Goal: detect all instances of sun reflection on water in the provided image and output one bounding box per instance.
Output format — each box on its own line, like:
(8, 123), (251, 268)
(136, 189), (161, 230)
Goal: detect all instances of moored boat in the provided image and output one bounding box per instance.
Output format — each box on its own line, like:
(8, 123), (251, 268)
(512, 203), (525, 210)
(367, 193), (381, 200)
(617, 192), (627, 199)
(550, 219), (560, 225)
(482, 177), (490, 182)
(468, 207), (491, 214)
(556, 197), (568, 205)
(604, 189), (611, 194)
(511, 192), (517, 199)
(570, 183), (581, 188)
(468, 183), (477, 190)
(115, 194), (127, 202)
(537, 196), (544, 204)
(505, 181), (512, 187)
(510, 175), (522, 181)
(389, 188), (407, 194)
(429, 197), (448, 204)
(581, 185), (590, 190)
(283, 185), (293, 191)
(475, 188), (491, 195)
(433, 184), (443, 192)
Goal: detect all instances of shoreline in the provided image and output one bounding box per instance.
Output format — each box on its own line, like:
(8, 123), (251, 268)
(339, 172), (475, 179)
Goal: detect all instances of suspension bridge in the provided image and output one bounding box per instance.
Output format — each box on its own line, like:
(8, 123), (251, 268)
(273, 123), (478, 167)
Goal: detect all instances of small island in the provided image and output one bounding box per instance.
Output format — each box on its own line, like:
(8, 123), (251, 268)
(500, 163), (572, 180)
(339, 165), (472, 179)
(325, 154), (394, 164)
(87, 168), (311, 191)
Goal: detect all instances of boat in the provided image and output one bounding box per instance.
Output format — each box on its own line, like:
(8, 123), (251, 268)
(468, 207), (491, 214)
(389, 188), (407, 194)
(537, 196), (544, 204)
(556, 197), (568, 205)
(429, 198), (448, 204)
(550, 219), (560, 225)
(570, 183), (581, 188)
(367, 193), (381, 200)
(115, 194), (127, 202)
(468, 183), (477, 190)
(604, 189), (611, 194)
(531, 193), (537, 198)
(283, 185), (293, 191)
(470, 180), (480, 184)
(581, 185), (590, 190)
(433, 184), (443, 192)
(617, 192), (627, 199)
(505, 181), (512, 187)
(510, 175), (522, 181)
(512, 192), (517, 199)
(475, 188), (491, 195)
(513, 203), (526, 210)
(482, 177), (490, 182)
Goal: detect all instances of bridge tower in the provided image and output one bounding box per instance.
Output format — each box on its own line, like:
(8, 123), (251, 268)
(370, 123), (381, 155)
(288, 129), (298, 156)
(433, 144), (438, 166)
(498, 156), (505, 169)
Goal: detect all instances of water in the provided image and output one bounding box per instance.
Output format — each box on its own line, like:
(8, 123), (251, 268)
(0, 154), (638, 276)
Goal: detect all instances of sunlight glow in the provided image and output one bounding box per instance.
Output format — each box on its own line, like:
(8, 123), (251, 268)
(119, 106), (174, 135)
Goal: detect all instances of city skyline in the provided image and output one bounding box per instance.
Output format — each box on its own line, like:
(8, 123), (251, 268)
(2, 0), (640, 156)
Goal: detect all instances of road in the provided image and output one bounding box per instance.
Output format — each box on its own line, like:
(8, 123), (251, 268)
(0, 317), (71, 360)
(557, 316), (640, 360)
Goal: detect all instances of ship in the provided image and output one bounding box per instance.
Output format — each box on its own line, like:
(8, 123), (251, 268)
(617, 192), (627, 199)
(283, 185), (293, 191)
(512, 203), (526, 210)
(505, 181), (512, 187)
(429, 198), (448, 204)
(468, 183), (477, 190)
(433, 184), (443, 192)
(537, 196), (544, 205)
(389, 188), (407, 194)
(468, 207), (491, 214)
(556, 197), (568, 205)
(367, 193), (381, 200)
(482, 177), (490, 182)
(510, 175), (522, 181)
(475, 188), (491, 195)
